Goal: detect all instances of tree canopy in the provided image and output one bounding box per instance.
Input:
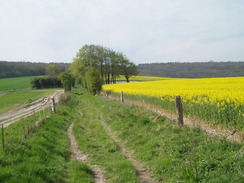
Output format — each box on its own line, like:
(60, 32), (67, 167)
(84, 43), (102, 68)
(58, 72), (74, 92)
(45, 64), (61, 78)
(70, 45), (138, 84)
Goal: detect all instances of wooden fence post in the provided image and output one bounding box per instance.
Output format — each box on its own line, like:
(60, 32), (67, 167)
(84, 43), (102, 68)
(2, 124), (4, 150)
(51, 97), (56, 113)
(120, 91), (124, 104)
(105, 91), (109, 98)
(175, 96), (184, 127)
(33, 109), (36, 121)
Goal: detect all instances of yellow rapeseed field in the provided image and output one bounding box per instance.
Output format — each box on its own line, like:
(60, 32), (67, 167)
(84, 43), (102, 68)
(103, 77), (244, 127)
(116, 75), (174, 81)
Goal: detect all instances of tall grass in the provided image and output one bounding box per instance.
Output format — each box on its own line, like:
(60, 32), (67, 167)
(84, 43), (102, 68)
(107, 91), (244, 130)
(0, 107), (71, 182)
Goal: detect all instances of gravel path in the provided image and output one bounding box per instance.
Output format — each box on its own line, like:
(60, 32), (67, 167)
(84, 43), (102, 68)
(0, 90), (63, 127)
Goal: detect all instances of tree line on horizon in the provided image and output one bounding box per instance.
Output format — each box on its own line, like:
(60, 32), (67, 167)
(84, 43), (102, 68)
(25, 44), (138, 94)
(138, 61), (244, 78)
(0, 61), (69, 78)
(1, 58), (243, 80)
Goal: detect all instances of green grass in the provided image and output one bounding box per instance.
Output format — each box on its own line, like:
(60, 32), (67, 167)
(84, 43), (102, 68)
(0, 90), (54, 114)
(0, 107), (71, 182)
(0, 89), (243, 182)
(0, 76), (44, 92)
(72, 89), (243, 183)
(66, 161), (94, 183)
(0, 105), (95, 183)
(106, 91), (244, 131)
(0, 109), (50, 144)
(71, 94), (140, 183)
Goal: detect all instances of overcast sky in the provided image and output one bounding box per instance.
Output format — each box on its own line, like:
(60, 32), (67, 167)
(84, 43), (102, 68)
(0, 0), (244, 64)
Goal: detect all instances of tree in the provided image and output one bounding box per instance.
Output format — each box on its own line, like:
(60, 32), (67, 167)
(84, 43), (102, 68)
(120, 60), (138, 82)
(30, 77), (62, 89)
(46, 65), (60, 78)
(70, 44), (138, 86)
(58, 72), (73, 92)
(85, 67), (102, 95)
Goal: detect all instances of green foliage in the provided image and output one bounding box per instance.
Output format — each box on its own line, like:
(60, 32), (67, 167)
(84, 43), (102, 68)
(58, 72), (74, 92)
(85, 67), (102, 95)
(138, 62), (244, 78)
(120, 60), (138, 82)
(58, 92), (72, 105)
(45, 64), (61, 78)
(70, 44), (138, 85)
(30, 77), (62, 89)
(0, 61), (69, 79)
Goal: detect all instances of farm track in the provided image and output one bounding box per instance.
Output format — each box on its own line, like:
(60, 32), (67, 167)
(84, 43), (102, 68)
(103, 94), (243, 143)
(98, 113), (160, 183)
(68, 122), (106, 183)
(0, 90), (64, 127)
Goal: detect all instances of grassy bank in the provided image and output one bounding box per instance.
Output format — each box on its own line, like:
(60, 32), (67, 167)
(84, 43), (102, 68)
(71, 94), (140, 183)
(74, 90), (243, 182)
(0, 90), (54, 114)
(0, 89), (243, 182)
(0, 104), (95, 183)
(105, 91), (244, 131)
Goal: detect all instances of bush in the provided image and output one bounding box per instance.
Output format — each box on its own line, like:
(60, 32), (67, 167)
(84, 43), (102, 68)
(31, 77), (62, 89)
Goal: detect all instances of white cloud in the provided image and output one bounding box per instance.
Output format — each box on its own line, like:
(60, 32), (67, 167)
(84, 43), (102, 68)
(0, 0), (244, 63)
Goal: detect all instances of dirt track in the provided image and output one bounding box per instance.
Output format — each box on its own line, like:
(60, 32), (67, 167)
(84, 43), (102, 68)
(0, 90), (64, 127)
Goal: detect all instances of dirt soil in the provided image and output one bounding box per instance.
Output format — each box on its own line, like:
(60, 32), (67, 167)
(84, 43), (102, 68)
(0, 90), (64, 127)
(67, 123), (106, 183)
(99, 113), (161, 183)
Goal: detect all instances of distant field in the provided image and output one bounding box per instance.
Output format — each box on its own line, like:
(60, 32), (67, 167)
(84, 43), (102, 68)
(0, 90), (53, 114)
(0, 76), (44, 92)
(117, 75), (175, 81)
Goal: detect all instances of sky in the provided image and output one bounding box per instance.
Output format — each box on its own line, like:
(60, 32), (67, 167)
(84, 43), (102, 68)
(0, 0), (244, 64)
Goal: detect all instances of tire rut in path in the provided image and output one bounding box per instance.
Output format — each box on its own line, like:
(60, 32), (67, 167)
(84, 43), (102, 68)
(0, 90), (64, 127)
(98, 114), (161, 183)
(67, 123), (106, 183)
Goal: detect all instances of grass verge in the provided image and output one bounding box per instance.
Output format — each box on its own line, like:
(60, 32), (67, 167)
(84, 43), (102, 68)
(106, 91), (244, 131)
(74, 90), (243, 182)
(0, 104), (95, 183)
(71, 93), (140, 183)
(0, 90), (54, 114)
